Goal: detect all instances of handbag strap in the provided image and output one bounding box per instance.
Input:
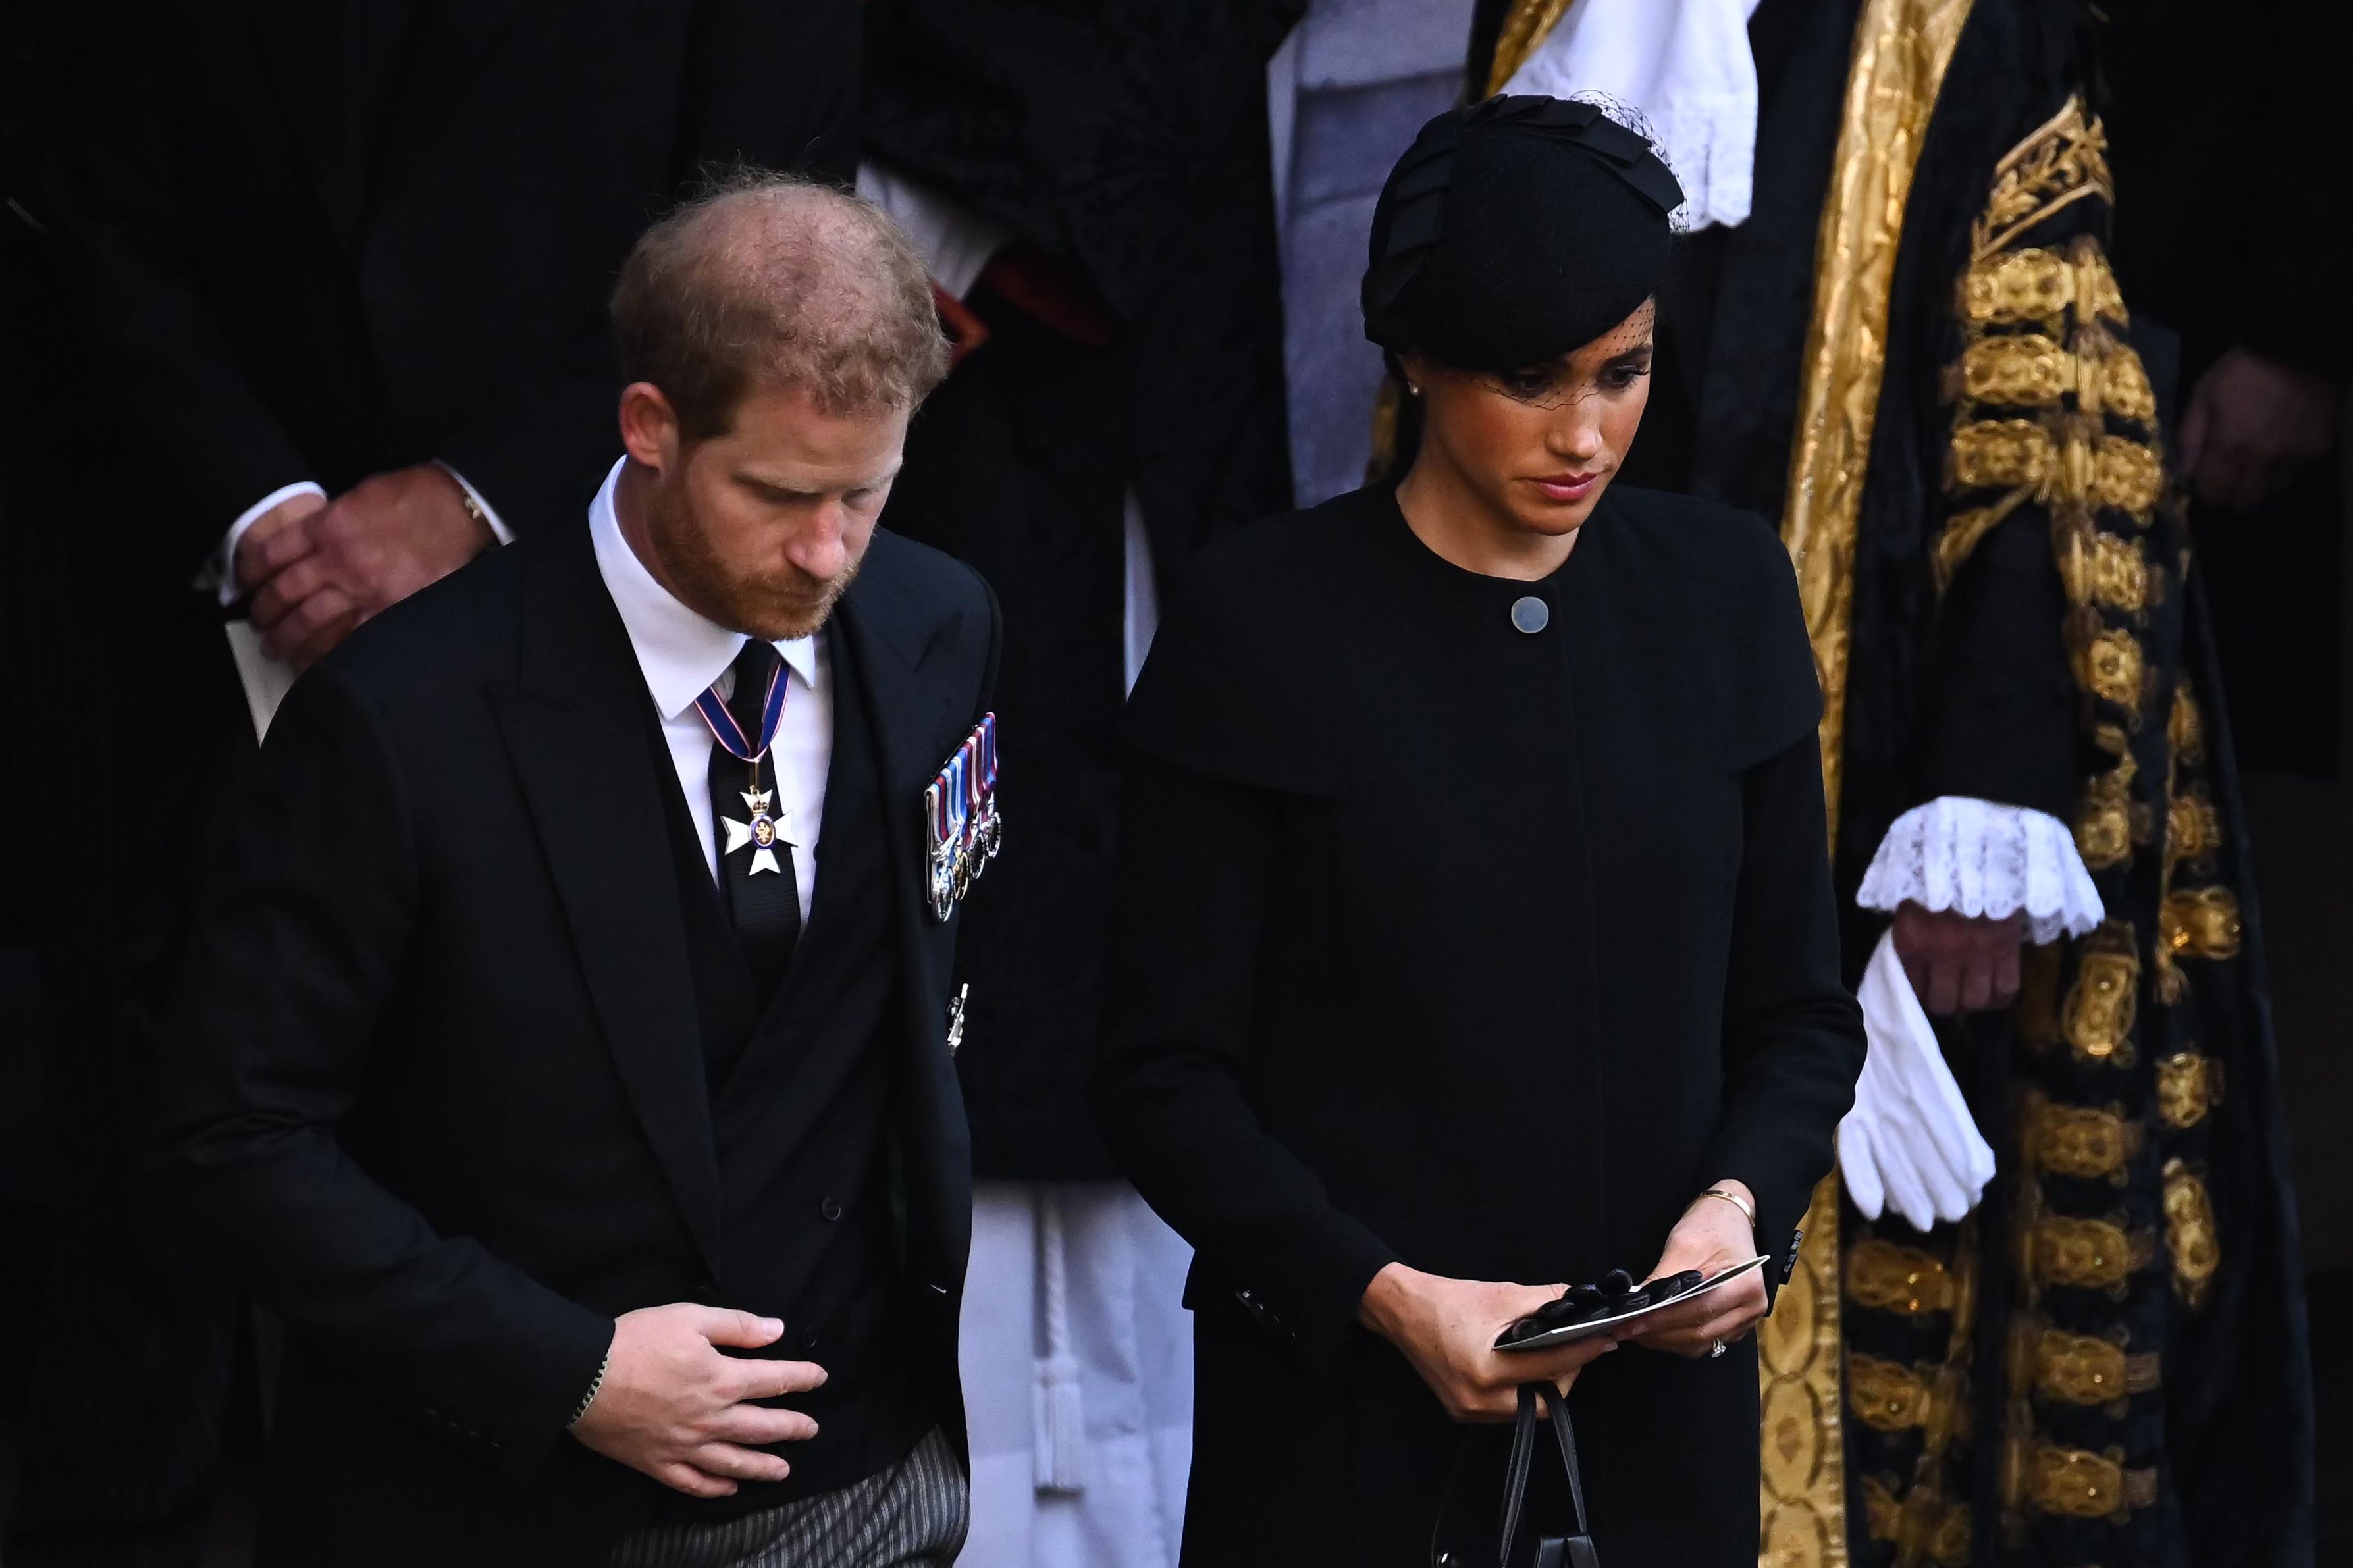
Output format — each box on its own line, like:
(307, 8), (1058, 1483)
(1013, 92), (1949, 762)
(1497, 1384), (1541, 1559)
(1541, 1383), (1593, 1539)
(1498, 1383), (1596, 1565)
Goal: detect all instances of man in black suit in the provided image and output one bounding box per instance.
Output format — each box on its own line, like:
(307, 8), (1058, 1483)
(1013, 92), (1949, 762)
(59, 0), (859, 658)
(149, 176), (992, 1565)
(8, 5), (857, 1561)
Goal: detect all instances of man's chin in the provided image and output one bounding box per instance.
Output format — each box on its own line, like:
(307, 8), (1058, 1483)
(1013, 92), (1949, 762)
(737, 594), (841, 642)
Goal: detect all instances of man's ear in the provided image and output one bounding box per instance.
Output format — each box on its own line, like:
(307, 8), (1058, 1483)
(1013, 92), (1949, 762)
(618, 382), (681, 474)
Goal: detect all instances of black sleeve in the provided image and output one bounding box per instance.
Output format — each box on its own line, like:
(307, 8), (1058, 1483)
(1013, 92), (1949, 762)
(1092, 762), (1399, 1382)
(1697, 729), (1867, 1274)
(47, 0), (317, 569)
(149, 664), (612, 1482)
(435, 0), (862, 533)
(2237, 0), (2353, 373)
(1913, 509), (2083, 819)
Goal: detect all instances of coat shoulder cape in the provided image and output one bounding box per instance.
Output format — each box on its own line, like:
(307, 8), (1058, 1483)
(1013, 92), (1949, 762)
(1123, 483), (1823, 795)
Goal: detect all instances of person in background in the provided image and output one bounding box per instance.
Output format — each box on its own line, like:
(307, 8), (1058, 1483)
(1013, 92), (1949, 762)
(855, 2), (1297, 1559)
(151, 174), (994, 1565)
(2104, 0), (2349, 779)
(1462, 0), (2315, 1561)
(1094, 98), (1865, 1566)
(9, 4), (856, 1561)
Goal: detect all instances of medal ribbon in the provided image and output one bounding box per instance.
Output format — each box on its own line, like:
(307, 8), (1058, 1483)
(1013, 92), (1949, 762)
(693, 651), (789, 764)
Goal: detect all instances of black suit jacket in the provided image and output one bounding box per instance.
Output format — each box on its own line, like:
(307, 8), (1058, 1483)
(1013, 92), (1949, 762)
(153, 518), (995, 1563)
(50, 0), (857, 573)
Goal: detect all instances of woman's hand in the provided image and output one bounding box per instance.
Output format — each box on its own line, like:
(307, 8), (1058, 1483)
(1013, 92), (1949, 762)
(1358, 1263), (1618, 1423)
(1623, 1182), (1768, 1357)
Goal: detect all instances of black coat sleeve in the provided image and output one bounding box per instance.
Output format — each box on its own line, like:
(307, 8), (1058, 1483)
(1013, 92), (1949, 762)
(1698, 728), (1868, 1270)
(1092, 762), (1399, 1381)
(48, 0), (317, 568)
(1913, 509), (2083, 819)
(149, 663), (612, 1482)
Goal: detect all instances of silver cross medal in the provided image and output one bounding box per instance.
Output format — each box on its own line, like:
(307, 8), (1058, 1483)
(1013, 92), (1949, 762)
(722, 788), (795, 875)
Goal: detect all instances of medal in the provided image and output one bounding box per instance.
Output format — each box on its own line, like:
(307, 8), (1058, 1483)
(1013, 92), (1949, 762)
(721, 787), (793, 877)
(695, 648), (795, 877)
(924, 714), (1003, 922)
(967, 715), (1003, 870)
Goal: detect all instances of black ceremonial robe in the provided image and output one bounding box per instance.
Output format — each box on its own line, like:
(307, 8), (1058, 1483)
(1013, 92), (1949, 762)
(1092, 483), (1867, 1566)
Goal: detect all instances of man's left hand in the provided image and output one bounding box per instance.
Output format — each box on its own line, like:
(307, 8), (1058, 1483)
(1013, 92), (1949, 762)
(250, 463), (494, 666)
(1624, 1181), (1766, 1358)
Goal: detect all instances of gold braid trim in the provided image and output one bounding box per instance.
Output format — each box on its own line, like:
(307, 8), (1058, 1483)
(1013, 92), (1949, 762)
(1483, 0), (1578, 94)
(2163, 1158), (2223, 1306)
(1972, 96), (2115, 260)
(2155, 1051), (2223, 1130)
(1781, 0), (1974, 831)
(1764, 9), (1974, 1565)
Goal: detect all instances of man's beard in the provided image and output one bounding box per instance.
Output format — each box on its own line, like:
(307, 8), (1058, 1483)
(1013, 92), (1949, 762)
(647, 486), (862, 641)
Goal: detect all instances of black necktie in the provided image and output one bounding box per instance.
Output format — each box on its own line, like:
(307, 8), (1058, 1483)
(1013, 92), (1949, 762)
(708, 640), (800, 996)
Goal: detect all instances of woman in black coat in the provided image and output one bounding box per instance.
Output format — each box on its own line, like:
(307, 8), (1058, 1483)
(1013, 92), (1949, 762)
(1092, 97), (1866, 1566)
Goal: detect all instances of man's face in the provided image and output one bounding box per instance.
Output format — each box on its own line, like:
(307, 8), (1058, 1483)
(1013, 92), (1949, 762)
(623, 381), (907, 641)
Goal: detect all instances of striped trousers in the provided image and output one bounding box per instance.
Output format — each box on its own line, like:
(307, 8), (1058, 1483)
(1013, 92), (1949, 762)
(610, 1428), (968, 1568)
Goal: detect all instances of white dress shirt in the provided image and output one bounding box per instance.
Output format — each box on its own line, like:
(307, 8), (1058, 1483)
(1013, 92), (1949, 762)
(587, 458), (832, 921)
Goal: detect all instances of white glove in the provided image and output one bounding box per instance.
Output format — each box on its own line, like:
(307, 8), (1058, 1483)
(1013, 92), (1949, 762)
(1838, 931), (1997, 1231)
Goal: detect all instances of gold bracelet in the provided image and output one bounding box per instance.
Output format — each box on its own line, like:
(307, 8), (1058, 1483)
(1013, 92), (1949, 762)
(1696, 1187), (1756, 1228)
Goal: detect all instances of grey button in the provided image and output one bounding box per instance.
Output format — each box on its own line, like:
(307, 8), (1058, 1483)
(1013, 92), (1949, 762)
(1510, 596), (1550, 634)
(820, 1197), (843, 1222)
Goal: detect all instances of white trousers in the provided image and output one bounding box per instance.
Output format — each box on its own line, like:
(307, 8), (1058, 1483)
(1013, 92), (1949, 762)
(955, 1182), (1194, 1568)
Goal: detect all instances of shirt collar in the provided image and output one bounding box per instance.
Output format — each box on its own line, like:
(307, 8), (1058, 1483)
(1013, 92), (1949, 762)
(587, 458), (820, 721)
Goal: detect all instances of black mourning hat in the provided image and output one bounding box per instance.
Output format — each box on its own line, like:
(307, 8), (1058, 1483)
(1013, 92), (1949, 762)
(1362, 95), (1685, 373)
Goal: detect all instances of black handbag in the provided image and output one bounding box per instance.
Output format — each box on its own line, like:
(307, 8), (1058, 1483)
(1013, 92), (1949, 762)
(1431, 1382), (1602, 1568)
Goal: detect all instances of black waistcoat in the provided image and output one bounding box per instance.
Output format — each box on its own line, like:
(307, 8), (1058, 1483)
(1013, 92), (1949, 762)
(650, 624), (930, 1519)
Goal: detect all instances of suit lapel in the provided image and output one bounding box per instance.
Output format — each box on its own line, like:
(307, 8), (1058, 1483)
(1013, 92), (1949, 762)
(489, 523), (724, 1273)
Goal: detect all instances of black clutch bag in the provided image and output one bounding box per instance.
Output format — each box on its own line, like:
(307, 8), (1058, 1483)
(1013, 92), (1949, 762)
(1430, 1383), (1600, 1568)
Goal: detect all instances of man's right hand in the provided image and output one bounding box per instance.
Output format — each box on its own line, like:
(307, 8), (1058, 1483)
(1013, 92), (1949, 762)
(1358, 1263), (1617, 1423)
(1891, 902), (2025, 1015)
(569, 1303), (826, 1498)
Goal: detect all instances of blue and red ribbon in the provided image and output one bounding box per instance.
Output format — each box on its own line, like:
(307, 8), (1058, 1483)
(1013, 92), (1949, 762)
(693, 652), (789, 764)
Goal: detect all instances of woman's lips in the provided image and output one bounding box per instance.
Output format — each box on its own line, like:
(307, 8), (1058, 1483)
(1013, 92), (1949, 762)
(1529, 471), (1602, 502)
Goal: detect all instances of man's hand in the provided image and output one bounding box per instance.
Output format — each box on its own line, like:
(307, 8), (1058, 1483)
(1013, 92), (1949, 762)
(569, 1304), (826, 1499)
(1891, 903), (2024, 1015)
(233, 488), (329, 601)
(2179, 347), (2344, 513)
(246, 463), (494, 667)
(1358, 1264), (1618, 1423)
(1624, 1182), (1766, 1357)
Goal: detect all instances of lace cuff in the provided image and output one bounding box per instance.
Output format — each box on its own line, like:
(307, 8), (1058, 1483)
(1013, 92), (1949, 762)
(1856, 796), (2103, 945)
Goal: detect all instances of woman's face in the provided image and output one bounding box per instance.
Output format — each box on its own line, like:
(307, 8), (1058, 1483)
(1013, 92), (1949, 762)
(1402, 300), (1654, 539)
